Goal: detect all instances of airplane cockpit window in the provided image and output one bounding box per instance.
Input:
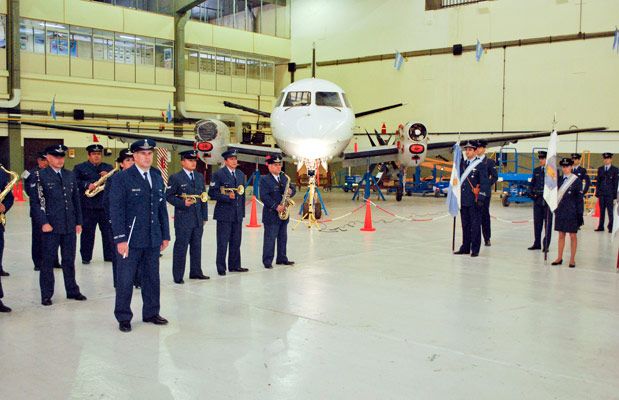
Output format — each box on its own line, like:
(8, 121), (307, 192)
(283, 91), (311, 107)
(341, 93), (351, 108)
(316, 92), (343, 107)
(275, 92), (285, 107)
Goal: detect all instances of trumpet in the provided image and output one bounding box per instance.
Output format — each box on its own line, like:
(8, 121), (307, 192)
(0, 165), (19, 226)
(85, 165), (120, 198)
(180, 192), (209, 204)
(219, 185), (245, 196)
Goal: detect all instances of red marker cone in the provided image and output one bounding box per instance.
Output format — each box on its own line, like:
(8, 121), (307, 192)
(246, 195), (262, 228)
(360, 200), (376, 232)
(13, 181), (25, 202)
(593, 199), (600, 218)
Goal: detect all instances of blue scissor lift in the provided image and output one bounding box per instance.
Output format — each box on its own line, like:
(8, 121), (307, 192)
(497, 147), (546, 207)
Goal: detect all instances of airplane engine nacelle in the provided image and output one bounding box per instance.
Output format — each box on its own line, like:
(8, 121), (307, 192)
(397, 122), (428, 168)
(194, 119), (227, 164)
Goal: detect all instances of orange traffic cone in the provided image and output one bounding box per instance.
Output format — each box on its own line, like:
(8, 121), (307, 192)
(360, 200), (376, 232)
(593, 199), (600, 218)
(13, 181), (25, 202)
(246, 195), (261, 228)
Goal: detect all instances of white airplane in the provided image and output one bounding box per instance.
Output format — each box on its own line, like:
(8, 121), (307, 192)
(21, 77), (606, 222)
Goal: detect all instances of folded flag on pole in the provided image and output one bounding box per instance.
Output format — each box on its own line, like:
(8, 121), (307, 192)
(613, 27), (619, 53)
(447, 142), (462, 217)
(543, 130), (558, 212)
(613, 185), (619, 240)
(394, 51), (404, 71)
(475, 39), (484, 62)
(50, 96), (57, 120)
(166, 101), (173, 123)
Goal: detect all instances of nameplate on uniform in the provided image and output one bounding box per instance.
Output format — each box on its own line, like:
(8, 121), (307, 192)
(131, 188), (141, 192)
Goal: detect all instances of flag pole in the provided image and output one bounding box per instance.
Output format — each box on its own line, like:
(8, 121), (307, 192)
(452, 217), (456, 252)
(543, 207), (549, 262)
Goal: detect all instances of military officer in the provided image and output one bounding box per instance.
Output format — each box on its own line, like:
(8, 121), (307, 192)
(552, 158), (584, 268)
(571, 153), (591, 197)
(208, 149), (248, 276)
(595, 152), (618, 233)
(528, 151), (553, 251)
(0, 164), (14, 312)
(23, 151), (61, 271)
(474, 139), (497, 246)
(259, 154), (296, 269)
(166, 150), (209, 284)
(30, 145), (87, 306)
(454, 141), (489, 257)
(74, 144), (114, 264)
(110, 139), (170, 333)
(103, 149), (134, 288)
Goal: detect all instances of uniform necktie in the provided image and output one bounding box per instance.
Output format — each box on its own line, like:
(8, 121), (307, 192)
(606, 166), (609, 172)
(57, 171), (63, 185)
(190, 172), (195, 182)
(232, 170), (237, 186)
(143, 171), (151, 188)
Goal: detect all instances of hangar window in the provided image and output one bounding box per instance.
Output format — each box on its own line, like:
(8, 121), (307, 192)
(135, 36), (154, 65)
(20, 19), (45, 54)
(115, 33), (135, 64)
(316, 92), (342, 108)
(283, 91), (311, 107)
(186, 50), (199, 71)
(0, 15), (5, 48)
(232, 57), (246, 77)
(247, 58), (260, 79)
(46, 22), (69, 56)
(216, 53), (231, 76)
(155, 39), (173, 69)
(70, 26), (92, 59)
(260, 61), (274, 82)
(93, 29), (114, 61)
(199, 51), (216, 73)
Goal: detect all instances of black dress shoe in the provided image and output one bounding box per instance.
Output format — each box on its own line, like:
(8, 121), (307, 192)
(104, 259), (113, 262)
(189, 274), (210, 280)
(68, 293), (87, 301)
(264, 264), (273, 269)
(551, 259), (563, 266)
(471, 253), (479, 257)
(143, 315), (168, 325)
(0, 270), (9, 277)
(594, 228), (604, 232)
(0, 300), (11, 313)
(484, 241), (491, 247)
(41, 298), (52, 306)
(54, 263), (62, 269)
(453, 250), (469, 255)
(119, 321), (132, 332)
(218, 271), (226, 276)
(569, 263), (576, 268)
(276, 261), (295, 266)
(82, 260), (91, 265)
(230, 267), (249, 272)
(174, 279), (185, 284)
(34, 266), (40, 271)
(528, 245), (541, 250)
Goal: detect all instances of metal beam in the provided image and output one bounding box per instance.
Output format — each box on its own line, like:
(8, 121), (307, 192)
(175, 0), (204, 15)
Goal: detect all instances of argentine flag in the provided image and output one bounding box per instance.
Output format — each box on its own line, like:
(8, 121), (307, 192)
(543, 130), (558, 212)
(447, 142), (462, 217)
(50, 96), (57, 120)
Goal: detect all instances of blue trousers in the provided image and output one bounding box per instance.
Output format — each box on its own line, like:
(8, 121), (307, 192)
(80, 208), (114, 262)
(597, 195), (615, 231)
(533, 202), (553, 249)
(480, 196), (491, 242)
(459, 205), (481, 254)
(114, 246), (160, 323)
(40, 232), (80, 300)
(262, 221), (289, 266)
(172, 225), (204, 281)
(216, 221), (242, 274)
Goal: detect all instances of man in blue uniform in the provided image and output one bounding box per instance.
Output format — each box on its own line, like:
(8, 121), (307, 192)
(74, 144), (114, 264)
(103, 149), (134, 288)
(595, 152), (619, 233)
(208, 149), (248, 276)
(30, 145), (87, 306)
(528, 151), (552, 251)
(571, 153), (591, 196)
(475, 139), (497, 246)
(24, 151), (61, 271)
(110, 139), (170, 333)
(0, 165), (14, 312)
(166, 150), (209, 284)
(260, 154), (296, 269)
(454, 141), (489, 257)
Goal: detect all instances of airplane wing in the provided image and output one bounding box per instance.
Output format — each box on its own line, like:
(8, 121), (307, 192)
(226, 143), (283, 163)
(341, 145), (399, 167)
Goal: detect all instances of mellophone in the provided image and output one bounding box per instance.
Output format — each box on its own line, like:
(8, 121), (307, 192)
(179, 192), (209, 204)
(219, 185), (245, 196)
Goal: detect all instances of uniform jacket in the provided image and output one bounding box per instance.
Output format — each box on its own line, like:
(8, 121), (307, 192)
(208, 167), (246, 222)
(74, 161), (113, 209)
(109, 165), (170, 248)
(530, 165), (548, 206)
(557, 175), (584, 218)
(260, 173), (297, 224)
(0, 168), (15, 233)
(460, 158), (489, 207)
(572, 165), (591, 195)
(479, 156), (498, 187)
(30, 167), (83, 234)
(166, 170), (208, 229)
(103, 172), (119, 222)
(23, 166), (41, 217)
(596, 165), (619, 198)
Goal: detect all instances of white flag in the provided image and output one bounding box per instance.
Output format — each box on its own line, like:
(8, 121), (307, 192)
(613, 185), (619, 239)
(543, 130), (558, 212)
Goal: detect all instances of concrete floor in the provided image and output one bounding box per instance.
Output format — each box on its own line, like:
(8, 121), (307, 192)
(0, 192), (617, 400)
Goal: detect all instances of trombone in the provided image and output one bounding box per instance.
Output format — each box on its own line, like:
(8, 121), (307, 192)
(219, 185), (245, 196)
(180, 192), (209, 204)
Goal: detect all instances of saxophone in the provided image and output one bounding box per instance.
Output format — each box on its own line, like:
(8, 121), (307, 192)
(278, 173), (295, 220)
(0, 165), (19, 226)
(85, 164), (119, 198)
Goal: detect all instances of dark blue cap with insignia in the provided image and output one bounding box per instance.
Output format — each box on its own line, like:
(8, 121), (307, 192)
(116, 149), (133, 163)
(36, 151), (47, 159)
(86, 144), (104, 153)
(130, 138), (156, 153)
(462, 140), (477, 149)
(602, 152), (613, 158)
(45, 144), (68, 157)
(476, 139), (488, 148)
(571, 153), (581, 159)
(222, 149), (238, 160)
(559, 157), (573, 167)
(538, 151), (547, 158)
(180, 150), (198, 160)
(265, 154), (283, 164)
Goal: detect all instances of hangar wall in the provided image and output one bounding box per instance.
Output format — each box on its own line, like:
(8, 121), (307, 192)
(283, 0), (619, 155)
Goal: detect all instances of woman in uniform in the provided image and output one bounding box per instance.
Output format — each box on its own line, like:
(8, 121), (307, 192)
(552, 158), (584, 268)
